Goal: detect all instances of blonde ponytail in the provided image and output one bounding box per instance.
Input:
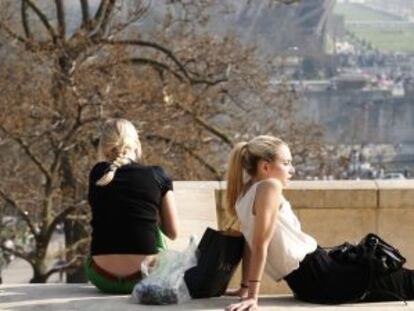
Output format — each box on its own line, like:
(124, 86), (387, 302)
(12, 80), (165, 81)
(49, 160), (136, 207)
(226, 142), (248, 217)
(96, 154), (133, 186)
(225, 135), (286, 218)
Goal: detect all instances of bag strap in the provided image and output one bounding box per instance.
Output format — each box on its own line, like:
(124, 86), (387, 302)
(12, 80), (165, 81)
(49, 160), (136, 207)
(222, 216), (244, 237)
(224, 216), (238, 231)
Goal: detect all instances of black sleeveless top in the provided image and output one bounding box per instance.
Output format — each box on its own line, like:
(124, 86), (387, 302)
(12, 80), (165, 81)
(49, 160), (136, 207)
(88, 162), (173, 255)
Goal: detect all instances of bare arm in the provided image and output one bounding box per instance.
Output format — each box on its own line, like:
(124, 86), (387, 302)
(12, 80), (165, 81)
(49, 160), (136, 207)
(225, 240), (251, 298)
(159, 190), (179, 240)
(242, 242), (251, 288)
(226, 179), (282, 311)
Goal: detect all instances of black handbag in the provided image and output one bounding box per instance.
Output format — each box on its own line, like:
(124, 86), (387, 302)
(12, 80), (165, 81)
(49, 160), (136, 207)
(184, 227), (245, 298)
(328, 233), (406, 275)
(328, 233), (407, 303)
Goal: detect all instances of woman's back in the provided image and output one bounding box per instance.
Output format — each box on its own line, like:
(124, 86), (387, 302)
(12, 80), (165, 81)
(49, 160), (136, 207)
(89, 161), (172, 256)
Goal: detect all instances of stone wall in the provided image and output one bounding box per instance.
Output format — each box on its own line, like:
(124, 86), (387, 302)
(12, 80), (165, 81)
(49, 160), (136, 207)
(171, 180), (414, 294)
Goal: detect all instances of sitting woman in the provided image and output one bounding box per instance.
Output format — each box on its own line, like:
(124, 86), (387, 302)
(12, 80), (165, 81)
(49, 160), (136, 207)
(85, 118), (179, 294)
(225, 135), (414, 311)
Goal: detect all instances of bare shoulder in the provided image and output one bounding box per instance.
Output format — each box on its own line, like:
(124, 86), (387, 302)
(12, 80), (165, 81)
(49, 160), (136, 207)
(256, 178), (282, 196)
(253, 179), (282, 215)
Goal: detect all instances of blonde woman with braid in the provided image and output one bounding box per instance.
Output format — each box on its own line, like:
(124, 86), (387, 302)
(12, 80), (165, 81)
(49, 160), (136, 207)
(225, 136), (414, 311)
(85, 118), (179, 294)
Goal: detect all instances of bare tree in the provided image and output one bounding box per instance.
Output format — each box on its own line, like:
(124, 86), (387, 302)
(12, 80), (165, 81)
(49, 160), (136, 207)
(0, 0), (317, 283)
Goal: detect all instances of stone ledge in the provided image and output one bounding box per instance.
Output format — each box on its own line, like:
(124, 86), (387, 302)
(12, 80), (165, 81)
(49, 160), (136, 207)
(376, 180), (414, 209)
(0, 284), (412, 311)
(204, 180), (414, 210)
(285, 180), (378, 210)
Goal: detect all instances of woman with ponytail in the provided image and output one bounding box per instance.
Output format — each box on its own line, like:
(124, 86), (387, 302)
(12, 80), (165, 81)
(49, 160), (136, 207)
(225, 136), (414, 311)
(85, 118), (179, 294)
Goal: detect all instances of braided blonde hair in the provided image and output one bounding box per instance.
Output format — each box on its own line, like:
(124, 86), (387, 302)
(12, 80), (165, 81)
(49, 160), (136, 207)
(96, 118), (142, 186)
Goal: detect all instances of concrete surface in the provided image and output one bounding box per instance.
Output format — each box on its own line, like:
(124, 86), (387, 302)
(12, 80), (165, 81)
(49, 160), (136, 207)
(0, 284), (412, 311)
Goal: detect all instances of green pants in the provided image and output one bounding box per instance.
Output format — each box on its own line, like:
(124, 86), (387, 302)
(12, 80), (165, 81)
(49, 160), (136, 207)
(156, 229), (167, 252)
(85, 229), (167, 294)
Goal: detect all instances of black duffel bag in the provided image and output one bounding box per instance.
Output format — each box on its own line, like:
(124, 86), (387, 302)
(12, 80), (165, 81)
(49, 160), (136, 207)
(328, 233), (406, 275)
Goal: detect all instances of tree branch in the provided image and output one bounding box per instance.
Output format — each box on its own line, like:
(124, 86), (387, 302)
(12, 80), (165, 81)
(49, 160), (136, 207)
(145, 134), (223, 179)
(45, 254), (83, 281)
(73, 0), (101, 34)
(124, 57), (184, 81)
(171, 99), (234, 147)
(8, 134), (51, 181)
(101, 39), (192, 79)
(49, 237), (89, 259)
(55, 0), (66, 38)
(91, 0), (116, 38)
(44, 205), (78, 248)
(79, 0), (90, 28)
(0, 244), (33, 264)
(0, 21), (27, 43)
(21, 0), (32, 39)
(26, 0), (58, 42)
(192, 77), (228, 86)
(0, 126), (52, 183)
(98, 0), (116, 36)
(101, 39), (228, 85)
(0, 189), (38, 238)
(105, 2), (151, 38)
(60, 101), (85, 146)
(92, 0), (108, 26)
(44, 230), (90, 281)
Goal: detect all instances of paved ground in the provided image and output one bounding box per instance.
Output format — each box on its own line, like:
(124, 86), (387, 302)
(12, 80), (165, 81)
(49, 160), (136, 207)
(0, 284), (412, 311)
(1, 233), (65, 284)
(1, 258), (63, 284)
(2, 259), (35, 284)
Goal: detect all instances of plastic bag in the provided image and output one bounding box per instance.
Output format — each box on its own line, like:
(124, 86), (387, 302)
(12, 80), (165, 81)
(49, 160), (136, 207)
(132, 237), (198, 305)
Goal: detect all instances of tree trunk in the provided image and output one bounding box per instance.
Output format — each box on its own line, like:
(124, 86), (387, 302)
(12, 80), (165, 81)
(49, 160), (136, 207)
(64, 217), (88, 283)
(30, 258), (48, 283)
(30, 271), (48, 283)
(61, 154), (88, 283)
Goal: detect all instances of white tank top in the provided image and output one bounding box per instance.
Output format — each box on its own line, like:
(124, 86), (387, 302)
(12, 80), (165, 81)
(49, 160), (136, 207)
(236, 180), (318, 281)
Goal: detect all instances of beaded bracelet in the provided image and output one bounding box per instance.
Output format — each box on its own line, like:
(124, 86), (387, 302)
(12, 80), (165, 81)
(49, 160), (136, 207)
(241, 283), (249, 289)
(248, 280), (261, 283)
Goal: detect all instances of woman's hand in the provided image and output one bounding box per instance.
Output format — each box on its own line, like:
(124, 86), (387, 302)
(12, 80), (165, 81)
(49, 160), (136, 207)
(225, 297), (258, 311)
(224, 286), (249, 299)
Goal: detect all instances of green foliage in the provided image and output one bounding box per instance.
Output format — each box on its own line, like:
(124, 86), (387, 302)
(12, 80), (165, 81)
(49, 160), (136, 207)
(351, 28), (414, 53)
(335, 2), (414, 53)
(335, 3), (403, 22)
